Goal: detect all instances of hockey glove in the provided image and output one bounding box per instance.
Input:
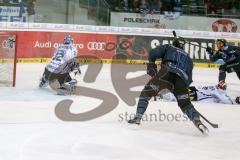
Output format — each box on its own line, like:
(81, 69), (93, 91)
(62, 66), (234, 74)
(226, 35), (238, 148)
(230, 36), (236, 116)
(147, 62), (157, 77)
(69, 59), (80, 72)
(68, 79), (78, 86)
(206, 47), (213, 55)
(73, 68), (81, 76)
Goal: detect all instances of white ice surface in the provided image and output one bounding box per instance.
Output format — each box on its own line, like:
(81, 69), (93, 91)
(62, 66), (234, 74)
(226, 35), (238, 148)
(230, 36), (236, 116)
(0, 63), (240, 160)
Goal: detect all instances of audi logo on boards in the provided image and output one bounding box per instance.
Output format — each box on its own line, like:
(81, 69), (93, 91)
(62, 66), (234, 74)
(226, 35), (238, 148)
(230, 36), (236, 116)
(87, 42), (106, 51)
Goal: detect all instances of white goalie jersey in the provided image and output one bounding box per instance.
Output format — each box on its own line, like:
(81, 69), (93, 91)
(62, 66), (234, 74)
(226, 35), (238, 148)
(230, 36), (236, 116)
(191, 86), (235, 104)
(46, 44), (78, 74)
(160, 85), (237, 104)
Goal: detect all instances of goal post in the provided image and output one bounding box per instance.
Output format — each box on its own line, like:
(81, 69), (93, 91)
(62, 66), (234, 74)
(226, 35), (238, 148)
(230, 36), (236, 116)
(0, 34), (17, 87)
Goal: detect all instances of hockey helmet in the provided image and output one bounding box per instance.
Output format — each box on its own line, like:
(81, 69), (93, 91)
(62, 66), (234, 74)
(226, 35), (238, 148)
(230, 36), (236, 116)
(216, 39), (227, 46)
(217, 80), (227, 90)
(63, 35), (73, 45)
(172, 37), (185, 49)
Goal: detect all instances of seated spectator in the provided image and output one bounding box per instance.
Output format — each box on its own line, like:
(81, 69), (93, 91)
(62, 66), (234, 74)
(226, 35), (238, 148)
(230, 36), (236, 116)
(138, 0), (150, 14)
(2, 0), (11, 4)
(3, 0), (19, 4)
(119, 0), (129, 12)
(23, 0), (36, 22)
(169, 0), (176, 12)
(131, 0), (140, 12)
(150, 0), (162, 14)
(232, 0), (240, 14)
(107, 0), (119, 11)
(206, 0), (217, 14)
(104, 0), (239, 19)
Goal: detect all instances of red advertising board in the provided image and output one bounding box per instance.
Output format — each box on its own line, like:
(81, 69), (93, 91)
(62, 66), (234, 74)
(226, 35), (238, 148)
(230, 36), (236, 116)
(0, 31), (117, 58)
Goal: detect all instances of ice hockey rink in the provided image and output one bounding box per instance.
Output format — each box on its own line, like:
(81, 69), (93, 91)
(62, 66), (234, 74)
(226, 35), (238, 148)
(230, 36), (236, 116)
(0, 63), (240, 160)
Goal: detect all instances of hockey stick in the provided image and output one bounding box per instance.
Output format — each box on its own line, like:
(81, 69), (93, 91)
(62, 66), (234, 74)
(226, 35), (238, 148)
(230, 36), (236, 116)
(172, 30), (177, 38)
(172, 30), (216, 51)
(199, 112), (219, 128)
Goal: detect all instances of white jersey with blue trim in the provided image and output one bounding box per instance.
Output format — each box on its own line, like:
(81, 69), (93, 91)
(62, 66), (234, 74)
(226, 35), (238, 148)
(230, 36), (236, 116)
(195, 86), (235, 104)
(46, 44), (78, 74)
(160, 86), (236, 104)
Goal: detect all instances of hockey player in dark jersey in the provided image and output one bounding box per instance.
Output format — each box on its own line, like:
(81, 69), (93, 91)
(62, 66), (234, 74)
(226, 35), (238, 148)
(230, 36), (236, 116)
(206, 39), (240, 82)
(128, 38), (209, 134)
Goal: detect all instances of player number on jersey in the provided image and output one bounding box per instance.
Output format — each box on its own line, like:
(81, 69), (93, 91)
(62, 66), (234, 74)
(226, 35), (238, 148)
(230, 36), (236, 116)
(53, 50), (65, 62)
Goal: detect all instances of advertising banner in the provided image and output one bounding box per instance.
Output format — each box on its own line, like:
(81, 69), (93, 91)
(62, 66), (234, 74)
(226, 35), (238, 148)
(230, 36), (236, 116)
(111, 12), (240, 33)
(110, 35), (215, 62)
(1, 30), (239, 64)
(0, 6), (28, 22)
(0, 31), (117, 59)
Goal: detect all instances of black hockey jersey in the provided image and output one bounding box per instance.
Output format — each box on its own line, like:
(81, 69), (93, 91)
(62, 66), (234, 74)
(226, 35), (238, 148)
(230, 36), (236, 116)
(210, 45), (240, 64)
(148, 44), (193, 86)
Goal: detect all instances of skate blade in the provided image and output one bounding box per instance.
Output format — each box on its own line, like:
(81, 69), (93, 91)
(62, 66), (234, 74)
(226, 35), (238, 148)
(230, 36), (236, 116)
(126, 121), (141, 130)
(199, 124), (209, 135)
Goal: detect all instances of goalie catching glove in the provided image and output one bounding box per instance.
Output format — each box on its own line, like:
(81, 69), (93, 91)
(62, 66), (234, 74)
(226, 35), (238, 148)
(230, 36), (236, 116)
(147, 62), (157, 77)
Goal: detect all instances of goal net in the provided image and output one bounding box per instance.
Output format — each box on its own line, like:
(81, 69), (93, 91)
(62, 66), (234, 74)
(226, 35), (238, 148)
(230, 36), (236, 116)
(0, 35), (17, 87)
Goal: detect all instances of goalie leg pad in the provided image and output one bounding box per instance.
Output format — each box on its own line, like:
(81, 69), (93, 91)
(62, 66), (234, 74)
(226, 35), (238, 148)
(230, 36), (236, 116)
(39, 68), (51, 88)
(51, 73), (72, 87)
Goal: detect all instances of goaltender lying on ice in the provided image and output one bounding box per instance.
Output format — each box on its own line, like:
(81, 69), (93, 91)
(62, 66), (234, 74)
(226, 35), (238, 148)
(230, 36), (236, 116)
(157, 81), (240, 105)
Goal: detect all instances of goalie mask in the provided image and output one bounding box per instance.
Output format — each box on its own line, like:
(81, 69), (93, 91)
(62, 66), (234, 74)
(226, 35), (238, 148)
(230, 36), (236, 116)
(63, 35), (73, 45)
